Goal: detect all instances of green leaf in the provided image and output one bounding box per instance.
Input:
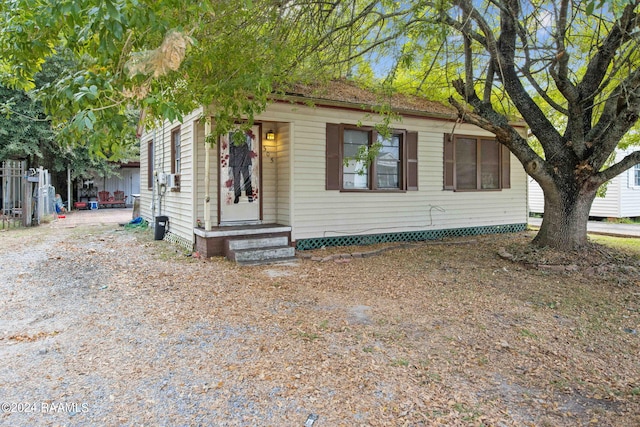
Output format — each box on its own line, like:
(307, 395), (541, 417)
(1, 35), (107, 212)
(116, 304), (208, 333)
(586, 1), (595, 15)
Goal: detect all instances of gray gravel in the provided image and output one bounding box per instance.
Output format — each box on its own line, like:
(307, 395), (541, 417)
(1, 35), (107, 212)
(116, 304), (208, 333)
(4, 220), (638, 427)
(0, 225), (304, 426)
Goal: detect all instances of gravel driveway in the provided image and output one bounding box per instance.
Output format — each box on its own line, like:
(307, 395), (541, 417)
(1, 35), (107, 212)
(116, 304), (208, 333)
(1, 222), (303, 426)
(1, 217), (638, 426)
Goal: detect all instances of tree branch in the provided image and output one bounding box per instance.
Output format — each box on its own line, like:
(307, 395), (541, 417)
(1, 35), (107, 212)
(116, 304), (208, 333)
(462, 9), (475, 102)
(483, 60), (495, 102)
(592, 150), (640, 185)
(588, 78), (640, 170)
(579, 1), (640, 99)
(448, 86), (551, 185)
(549, 0), (579, 104)
(449, 80), (508, 135)
(448, 0), (563, 155)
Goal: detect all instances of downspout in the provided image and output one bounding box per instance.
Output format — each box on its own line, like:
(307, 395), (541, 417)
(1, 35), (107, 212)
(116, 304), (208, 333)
(204, 119), (212, 231)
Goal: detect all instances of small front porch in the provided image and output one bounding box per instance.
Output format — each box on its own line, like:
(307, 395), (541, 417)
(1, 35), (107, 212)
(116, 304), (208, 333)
(194, 223), (294, 262)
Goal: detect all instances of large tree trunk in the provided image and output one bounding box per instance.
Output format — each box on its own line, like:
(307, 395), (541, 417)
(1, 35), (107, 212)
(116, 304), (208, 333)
(533, 184), (598, 249)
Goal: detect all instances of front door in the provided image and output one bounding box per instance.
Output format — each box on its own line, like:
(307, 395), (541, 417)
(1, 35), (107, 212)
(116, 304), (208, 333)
(219, 125), (261, 224)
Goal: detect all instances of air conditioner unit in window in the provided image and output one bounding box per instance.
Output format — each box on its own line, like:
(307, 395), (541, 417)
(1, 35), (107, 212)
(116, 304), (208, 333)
(167, 173), (180, 189)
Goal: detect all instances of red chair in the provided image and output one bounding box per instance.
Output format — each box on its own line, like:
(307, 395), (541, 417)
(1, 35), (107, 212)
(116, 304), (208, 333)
(113, 191), (126, 207)
(98, 191), (114, 208)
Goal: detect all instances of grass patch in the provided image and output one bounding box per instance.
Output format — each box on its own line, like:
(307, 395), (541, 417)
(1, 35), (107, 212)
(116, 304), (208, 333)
(519, 328), (538, 339)
(297, 331), (320, 341)
(390, 358), (409, 367)
(603, 217), (640, 224)
(589, 234), (640, 254)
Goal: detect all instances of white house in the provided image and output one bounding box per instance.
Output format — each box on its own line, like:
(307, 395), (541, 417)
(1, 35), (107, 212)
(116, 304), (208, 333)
(139, 81), (529, 262)
(529, 149), (640, 218)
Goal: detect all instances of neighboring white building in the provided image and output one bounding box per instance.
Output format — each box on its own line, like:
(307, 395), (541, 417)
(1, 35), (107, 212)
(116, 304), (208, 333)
(75, 162), (141, 208)
(100, 162), (141, 206)
(529, 149), (640, 218)
(139, 81), (529, 259)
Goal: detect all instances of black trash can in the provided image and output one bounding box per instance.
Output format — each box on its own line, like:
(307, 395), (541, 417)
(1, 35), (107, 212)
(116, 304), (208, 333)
(154, 215), (168, 240)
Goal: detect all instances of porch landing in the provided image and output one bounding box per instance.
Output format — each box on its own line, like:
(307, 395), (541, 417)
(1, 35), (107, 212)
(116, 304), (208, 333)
(194, 224), (293, 259)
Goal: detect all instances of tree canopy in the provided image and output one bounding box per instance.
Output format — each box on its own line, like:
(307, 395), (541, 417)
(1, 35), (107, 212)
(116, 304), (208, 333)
(0, 50), (137, 190)
(0, 84), (53, 162)
(0, 0), (402, 156)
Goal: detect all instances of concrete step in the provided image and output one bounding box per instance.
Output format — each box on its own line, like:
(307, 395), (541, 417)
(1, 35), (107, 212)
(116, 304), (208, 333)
(236, 256), (299, 266)
(230, 245), (296, 264)
(227, 236), (289, 251)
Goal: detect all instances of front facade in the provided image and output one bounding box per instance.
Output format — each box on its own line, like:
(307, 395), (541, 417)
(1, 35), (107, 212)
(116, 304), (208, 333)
(139, 88), (529, 257)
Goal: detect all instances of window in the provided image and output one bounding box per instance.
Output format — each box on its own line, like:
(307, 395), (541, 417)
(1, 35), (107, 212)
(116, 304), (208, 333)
(326, 123), (418, 191)
(147, 139), (154, 190)
(171, 127), (181, 174)
(635, 164), (640, 187)
(376, 133), (402, 189)
(444, 134), (510, 191)
(170, 127), (181, 191)
(342, 129), (370, 189)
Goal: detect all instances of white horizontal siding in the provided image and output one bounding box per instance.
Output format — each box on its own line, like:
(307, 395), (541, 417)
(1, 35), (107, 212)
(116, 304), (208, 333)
(262, 126), (278, 223)
(194, 119), (219, 227)
(139, 109), (203, 243)
(528, 179), (544, 214)
(591, 178), (622, 217)
(257, 103), (528, 242)
(143, 101), (529, 245)
(620, 154), (640, 217)
(529, 148), (640, 218)
(530, 173), (623, 217)
(158, 118), (194, 243)
(276, 122), (291, 225)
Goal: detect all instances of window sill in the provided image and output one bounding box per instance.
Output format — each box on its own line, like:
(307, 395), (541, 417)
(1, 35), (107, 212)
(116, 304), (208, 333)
(340, 189), (407, 193)
(449, 188), (504, 192)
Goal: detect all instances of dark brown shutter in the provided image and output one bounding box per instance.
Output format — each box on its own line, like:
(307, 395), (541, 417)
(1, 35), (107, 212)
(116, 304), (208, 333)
(444, 134), (454, 190)
(147, 140), (154, 190)
(501, 144), (511, 189)
(406, 131), (418, 191)
(326, 123), (341, 190)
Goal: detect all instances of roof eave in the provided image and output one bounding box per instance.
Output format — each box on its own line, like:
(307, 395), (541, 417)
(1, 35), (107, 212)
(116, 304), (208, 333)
(270, 93), (527, 129)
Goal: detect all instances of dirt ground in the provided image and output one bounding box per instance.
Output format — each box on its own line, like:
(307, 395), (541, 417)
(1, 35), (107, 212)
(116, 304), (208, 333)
(0, 222), (638, 426)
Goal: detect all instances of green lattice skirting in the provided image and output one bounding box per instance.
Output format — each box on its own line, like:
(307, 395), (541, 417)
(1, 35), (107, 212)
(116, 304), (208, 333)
(165, 231), (195, 252)
(295, 223), (527, 251)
